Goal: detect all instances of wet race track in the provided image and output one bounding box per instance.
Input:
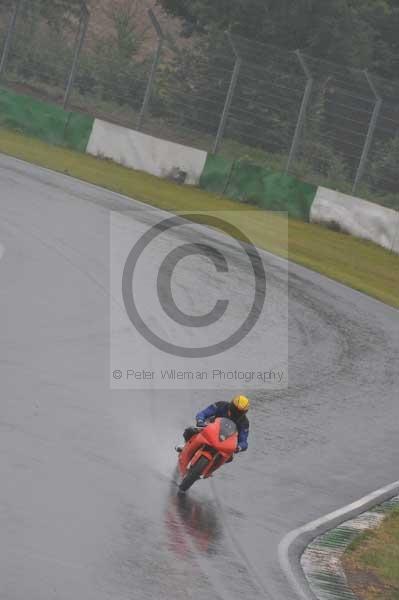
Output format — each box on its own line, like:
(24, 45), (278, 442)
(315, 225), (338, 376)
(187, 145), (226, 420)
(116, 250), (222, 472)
(1, 154), (398, 600)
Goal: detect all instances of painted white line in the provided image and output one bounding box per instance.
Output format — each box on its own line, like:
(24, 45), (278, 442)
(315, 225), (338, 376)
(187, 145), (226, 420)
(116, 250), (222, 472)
(0, 243), (4, 261)
(278, 480), (399, 600)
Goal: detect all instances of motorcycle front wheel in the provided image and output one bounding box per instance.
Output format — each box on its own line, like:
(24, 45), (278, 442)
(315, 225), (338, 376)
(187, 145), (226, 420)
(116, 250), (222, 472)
(179, 456), (210, 492)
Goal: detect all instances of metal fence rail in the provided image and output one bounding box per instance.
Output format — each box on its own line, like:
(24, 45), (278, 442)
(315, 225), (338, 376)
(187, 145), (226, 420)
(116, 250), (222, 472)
(0, 0), (398, 205)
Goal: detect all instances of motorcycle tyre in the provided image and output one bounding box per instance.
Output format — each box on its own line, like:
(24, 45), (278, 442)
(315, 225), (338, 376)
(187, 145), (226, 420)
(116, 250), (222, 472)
(179, 456), (210, 492)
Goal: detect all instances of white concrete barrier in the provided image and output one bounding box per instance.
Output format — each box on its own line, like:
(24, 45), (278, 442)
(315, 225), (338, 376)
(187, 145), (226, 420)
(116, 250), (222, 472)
(86, 119), (207, 186)
(311, 187), (399, 254)
(392, 212), (399, 254)
(86, 119), (399, 254)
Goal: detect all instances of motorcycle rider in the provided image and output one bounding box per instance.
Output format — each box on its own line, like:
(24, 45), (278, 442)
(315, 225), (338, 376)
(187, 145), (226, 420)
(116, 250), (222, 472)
(176, 395), (250, 454)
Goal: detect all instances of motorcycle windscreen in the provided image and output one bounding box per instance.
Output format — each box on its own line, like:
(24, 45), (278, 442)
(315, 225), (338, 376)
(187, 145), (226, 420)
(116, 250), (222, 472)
(218, 418), (237, 442)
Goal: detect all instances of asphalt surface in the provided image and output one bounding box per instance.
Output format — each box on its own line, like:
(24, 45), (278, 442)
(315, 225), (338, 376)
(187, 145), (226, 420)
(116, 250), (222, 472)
(1, 154), (398, 600)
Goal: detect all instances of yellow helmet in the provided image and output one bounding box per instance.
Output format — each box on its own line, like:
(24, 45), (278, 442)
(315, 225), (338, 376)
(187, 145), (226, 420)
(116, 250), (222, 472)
(231, 395), (250, 413)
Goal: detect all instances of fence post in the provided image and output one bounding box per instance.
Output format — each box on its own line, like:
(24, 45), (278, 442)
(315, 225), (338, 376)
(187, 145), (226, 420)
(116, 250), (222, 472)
(63, 2), (90, 110)
(137, 9), (164, 131)
(352, 70), (382, 195)
(0, 0), (23, 80)
(285, 50), (313, 174)
(213, 32), (241, 155)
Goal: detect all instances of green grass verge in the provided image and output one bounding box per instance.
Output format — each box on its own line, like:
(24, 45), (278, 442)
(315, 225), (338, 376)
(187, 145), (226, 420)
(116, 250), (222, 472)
(0, 127), (398, 309)
(343, 508), (399, 600)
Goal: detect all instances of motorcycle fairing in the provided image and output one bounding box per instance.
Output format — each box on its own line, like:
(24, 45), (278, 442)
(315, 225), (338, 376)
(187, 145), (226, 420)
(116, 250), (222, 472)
(178, 418), (238, 479)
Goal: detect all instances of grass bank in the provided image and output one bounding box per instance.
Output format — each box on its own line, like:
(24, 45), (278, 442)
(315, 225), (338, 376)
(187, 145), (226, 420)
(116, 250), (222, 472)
(343, 508), (399, 600)
(0, 127), (398, 309)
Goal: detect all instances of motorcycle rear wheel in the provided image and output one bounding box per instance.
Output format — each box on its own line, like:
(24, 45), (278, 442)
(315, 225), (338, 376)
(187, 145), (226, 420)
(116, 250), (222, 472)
(179, 456), (210, 492)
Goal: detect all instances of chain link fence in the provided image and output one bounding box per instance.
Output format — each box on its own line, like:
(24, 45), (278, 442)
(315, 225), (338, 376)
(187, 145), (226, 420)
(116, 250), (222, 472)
(1, 0), (398, 207)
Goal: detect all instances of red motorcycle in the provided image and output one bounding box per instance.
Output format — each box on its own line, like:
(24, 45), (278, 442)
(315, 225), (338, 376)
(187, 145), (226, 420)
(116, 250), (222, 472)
(177, 418), (238, 492)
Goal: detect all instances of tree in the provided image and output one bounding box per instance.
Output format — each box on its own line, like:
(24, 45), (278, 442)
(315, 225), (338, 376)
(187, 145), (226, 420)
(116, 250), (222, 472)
(158, 0), (399, 80)
(4, 0), (85, 88)
(76, 1), (150, 109)
(36, 0), (84, 31)
(157, 0), (312, 45)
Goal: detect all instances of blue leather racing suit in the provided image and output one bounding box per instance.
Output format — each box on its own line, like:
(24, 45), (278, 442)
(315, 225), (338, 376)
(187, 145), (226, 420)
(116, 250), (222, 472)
(196, 401), (249, 452)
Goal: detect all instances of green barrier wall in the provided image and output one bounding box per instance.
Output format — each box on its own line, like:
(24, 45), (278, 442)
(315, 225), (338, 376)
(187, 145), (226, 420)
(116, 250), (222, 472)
(200, 154), (317, 221)
(0, 88), (94, 152)
(198, 153), (234, 194)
